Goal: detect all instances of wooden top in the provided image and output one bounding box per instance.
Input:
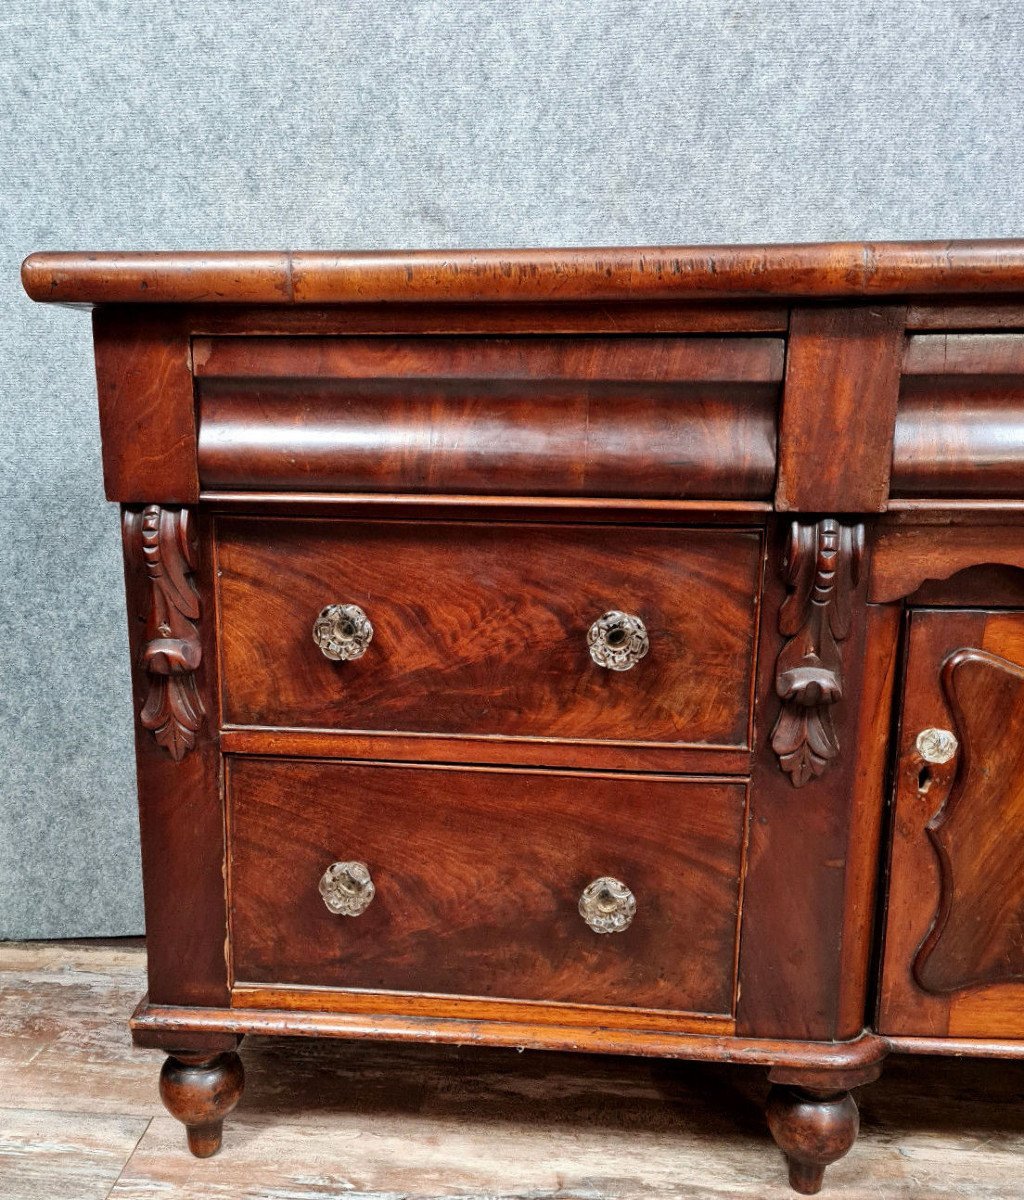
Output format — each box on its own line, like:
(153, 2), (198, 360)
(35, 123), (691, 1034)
(21, 240), (1024, 306)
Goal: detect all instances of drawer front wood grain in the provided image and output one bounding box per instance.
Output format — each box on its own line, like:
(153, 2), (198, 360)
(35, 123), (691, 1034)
(228, 758), (748, 1015)
(195, 335), (782, 498)
(215, 518), (762, 753)
(893, 334), (1024, 498)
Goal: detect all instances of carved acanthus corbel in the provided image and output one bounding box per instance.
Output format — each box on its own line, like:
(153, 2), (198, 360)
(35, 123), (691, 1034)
(126, 504), (205, 761)
(771, 519), (864, 787)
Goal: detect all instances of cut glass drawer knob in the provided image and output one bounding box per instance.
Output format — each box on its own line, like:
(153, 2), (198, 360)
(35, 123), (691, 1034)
(587, 611), (649, 671)
(319, 861), (375, 916)
(313, 603), (373, 661)
(916, 727), (958, 765)
(579, 876), (636, 933)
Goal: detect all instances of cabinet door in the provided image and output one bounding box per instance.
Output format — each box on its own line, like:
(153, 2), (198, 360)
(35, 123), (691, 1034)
(879, 609), (1024, 1038)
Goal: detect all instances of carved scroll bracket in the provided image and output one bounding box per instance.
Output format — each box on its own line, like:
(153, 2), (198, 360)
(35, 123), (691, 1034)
(771, 519), (864, 788)
(126, 504), (205, 761)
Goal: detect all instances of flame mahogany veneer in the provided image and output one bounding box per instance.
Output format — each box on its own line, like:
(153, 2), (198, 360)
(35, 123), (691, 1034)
(24, 241), (1024, 1195)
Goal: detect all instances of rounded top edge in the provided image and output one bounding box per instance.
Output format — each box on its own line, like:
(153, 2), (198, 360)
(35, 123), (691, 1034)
(20, 240), (1024, 306)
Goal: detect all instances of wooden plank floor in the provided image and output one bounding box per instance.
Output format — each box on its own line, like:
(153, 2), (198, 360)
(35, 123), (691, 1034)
(1, 940), (1022, 1199)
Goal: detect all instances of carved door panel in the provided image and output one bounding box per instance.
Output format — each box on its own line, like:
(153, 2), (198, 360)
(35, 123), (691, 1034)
(879, 608), (1024, 1038)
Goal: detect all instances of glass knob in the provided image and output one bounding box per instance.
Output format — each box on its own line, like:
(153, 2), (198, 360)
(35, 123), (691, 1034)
(916, 727), (958, 764)
(587, 611), (649, 671)
(579, 876), (636, 933)
(313, 603), (373, 661)
(319, 861), (375, 916)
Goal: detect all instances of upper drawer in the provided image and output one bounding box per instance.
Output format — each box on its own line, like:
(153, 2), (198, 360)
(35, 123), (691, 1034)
(195, 335), (783, 498)
(215, 518), (762, 766)
(893, 334), (1024, 497)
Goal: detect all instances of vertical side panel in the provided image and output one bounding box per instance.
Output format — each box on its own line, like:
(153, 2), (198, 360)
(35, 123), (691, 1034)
(94, 308), (198, 502)
(122, 505), (227, 1006)
(776, 306), (906, 512)
(737, 518), (876, 1039)
(834, 603), (902, 1037)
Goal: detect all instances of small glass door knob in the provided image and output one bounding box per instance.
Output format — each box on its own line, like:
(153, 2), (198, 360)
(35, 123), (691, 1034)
(916, 727), (958, 764)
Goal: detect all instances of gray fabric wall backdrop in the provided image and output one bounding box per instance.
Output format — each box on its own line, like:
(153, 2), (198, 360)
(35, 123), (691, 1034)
(2, 1), (1023, 939)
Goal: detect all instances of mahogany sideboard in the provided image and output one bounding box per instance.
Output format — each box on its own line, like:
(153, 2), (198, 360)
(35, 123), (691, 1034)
(22, 241), (1024, 1194)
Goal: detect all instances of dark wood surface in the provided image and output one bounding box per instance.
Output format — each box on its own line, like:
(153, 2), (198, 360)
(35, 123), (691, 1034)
(202, 490), (773, 522)
(52, 257), (1024, 519)
(215, 518), (763, 756)
(870, 522), (1024, 603)
(766, 1085), (861, 1195)
(878, 609), (1024, 1040)
(121, 508), (228, 1008)
(914, 649), (1024, 994)
(134, 988), (890, 1071)
(158, 1051), (244, 1158)
(173, 299), (795, 335)
(93, 308), (198, 502)
(196, 334), (781, 498)
(736, 528), (896, 1043)
(227, 757), (747, 1015)
(24, 241), (1024, 1192)
(893, 333), (1024, 498)
(768, 519), (864, 787)
(217, 727), (753, 777)
(906, 300), (1024, 329)
(776, 307), (905, 512)
(22, 240), (1024, 304)
(832, 604), (903, 1040)
(192, 332), (785, 379)
(227, 983), (735, 1036)
(900, 564), (1024, 609)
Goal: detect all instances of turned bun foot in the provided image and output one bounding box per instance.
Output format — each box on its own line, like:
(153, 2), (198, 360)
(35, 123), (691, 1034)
(159, 1050), (244, 1157)
(766, 1085), (859, 1195)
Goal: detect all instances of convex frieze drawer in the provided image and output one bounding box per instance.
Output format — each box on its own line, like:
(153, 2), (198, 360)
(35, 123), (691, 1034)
(893, 333), (1024, 497)
(195, 334), (784, 498)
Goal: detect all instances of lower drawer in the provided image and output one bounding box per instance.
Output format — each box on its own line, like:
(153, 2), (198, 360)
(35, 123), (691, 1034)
(227, 757), (748, 1016)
